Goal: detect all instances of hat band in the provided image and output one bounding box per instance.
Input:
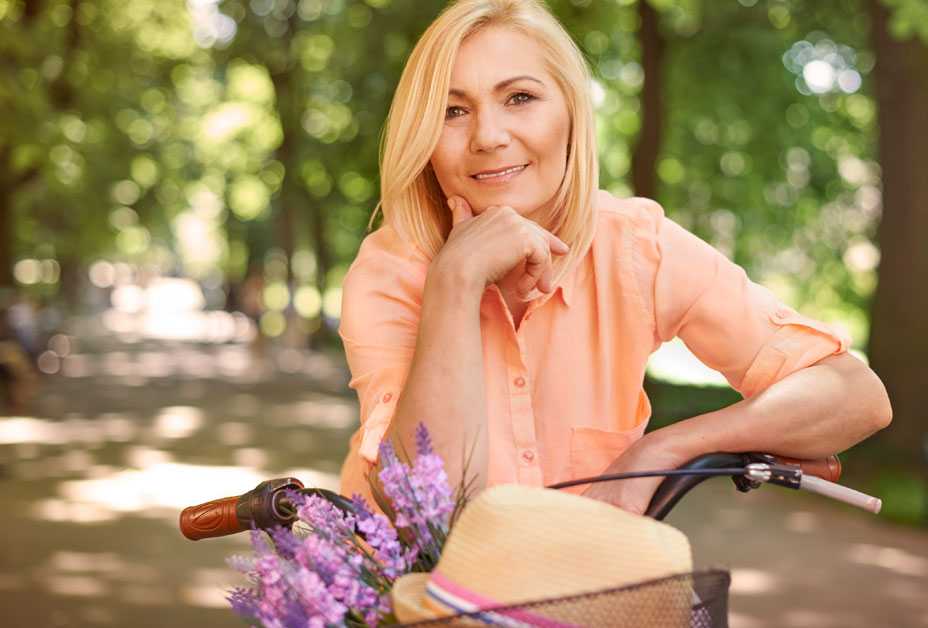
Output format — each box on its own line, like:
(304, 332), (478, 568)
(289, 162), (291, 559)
(425, 571), (580, 628)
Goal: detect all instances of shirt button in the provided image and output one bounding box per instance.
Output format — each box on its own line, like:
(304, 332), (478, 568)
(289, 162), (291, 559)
(514, 376), (525, 388)
(382, 393), (393, 403)
(521, 449), (535, 463)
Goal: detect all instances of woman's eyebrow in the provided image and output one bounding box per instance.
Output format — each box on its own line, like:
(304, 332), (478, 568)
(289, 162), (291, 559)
(448, 75), (545, 98)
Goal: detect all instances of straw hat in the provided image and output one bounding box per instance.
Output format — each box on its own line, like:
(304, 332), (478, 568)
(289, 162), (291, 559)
(392, 484), (694, 626)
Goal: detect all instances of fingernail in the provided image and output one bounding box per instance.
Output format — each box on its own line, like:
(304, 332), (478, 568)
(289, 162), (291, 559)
(447, 197), (457, 211)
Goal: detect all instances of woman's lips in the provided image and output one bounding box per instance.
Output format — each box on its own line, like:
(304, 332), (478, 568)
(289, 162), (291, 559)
(470, 163), (529, 185)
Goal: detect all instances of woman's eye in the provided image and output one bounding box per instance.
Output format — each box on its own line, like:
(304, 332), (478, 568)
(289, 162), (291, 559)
(509, 92), (536, 105)
(445, 106), (466, 119)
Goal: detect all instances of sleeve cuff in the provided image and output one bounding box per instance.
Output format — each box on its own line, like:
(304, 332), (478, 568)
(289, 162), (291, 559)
(358, 392), (397, 464)
(738, 308), (851, 398)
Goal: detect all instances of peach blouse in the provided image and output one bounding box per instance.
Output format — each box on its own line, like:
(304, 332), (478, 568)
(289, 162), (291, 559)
(337, 191), (850, 498)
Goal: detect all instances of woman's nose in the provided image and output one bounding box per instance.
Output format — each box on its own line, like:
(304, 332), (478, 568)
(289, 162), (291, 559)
(469, 109), (511, 153)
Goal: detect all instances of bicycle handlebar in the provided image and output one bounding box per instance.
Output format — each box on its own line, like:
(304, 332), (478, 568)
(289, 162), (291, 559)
(179, 453), (857, 540)
(179, 477), (305, 541)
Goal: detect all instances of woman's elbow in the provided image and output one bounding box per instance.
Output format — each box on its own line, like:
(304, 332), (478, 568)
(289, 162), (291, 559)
(860, 364), (893, 432)
(828, 352), (892, 434)
(872, 375), (893, 431)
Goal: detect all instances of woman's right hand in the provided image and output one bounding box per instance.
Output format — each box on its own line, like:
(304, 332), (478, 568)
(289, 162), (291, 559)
(433, 195), (570, 297)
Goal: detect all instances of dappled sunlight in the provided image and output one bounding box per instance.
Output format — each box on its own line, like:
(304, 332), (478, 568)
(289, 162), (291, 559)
(124, 446), (175, 469)
(152, 406), (204, 440)
(232, 447), (268, 469)
(33, 497), (117, 524)
(784, 511), (820, 534)
(0, 412), (140, 448)
(646, 337), (729, 387)
(61, 354), (95, 378)
(781, 609), (868, 628)
(102, 278), (255, 344)
(846, 543), (928, 577)
(61, 342), (263, 381)
(278, 468), (340, 492)
(181, 568), (242, 609)
(0, 416), (67, 445)
(44, 575), (109, 597)
(121, 585), (174, 606)
(729, 568), (780, 596)
(33, 552), (170, 607)
(729, 612), (764, 628)
(28, 461), (339, 526)
(216, 421), (254, 446)
(0, 414), (136, 446)
(272, 396), (357, 429)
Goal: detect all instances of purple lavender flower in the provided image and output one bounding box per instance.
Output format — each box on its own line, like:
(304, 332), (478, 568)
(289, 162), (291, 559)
(295, 492), (357, 541)
(227, 424), (455, 627)
(226, 554), (257, 578)
(377, 439), (425, 533)
(227, 528), (352, 628)
(282, 565), (347, 625)
(411, 452), (454, 525)
(352, 494), (409, 579)
(415, 422), (433, 457)
(227, 586), (259, 618)
(285, 507), (390, 624)
(378, 428), (454, 540)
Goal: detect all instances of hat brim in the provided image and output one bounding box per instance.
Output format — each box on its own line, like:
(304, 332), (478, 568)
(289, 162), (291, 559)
(391, 573), (433, 622)
(392, 573), (484, 626)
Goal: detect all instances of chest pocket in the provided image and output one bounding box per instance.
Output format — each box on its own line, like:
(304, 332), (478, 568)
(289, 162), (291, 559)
(566, 390), (651, 493)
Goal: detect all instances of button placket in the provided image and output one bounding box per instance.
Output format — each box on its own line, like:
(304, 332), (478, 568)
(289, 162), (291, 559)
(503, 327), (539, 484)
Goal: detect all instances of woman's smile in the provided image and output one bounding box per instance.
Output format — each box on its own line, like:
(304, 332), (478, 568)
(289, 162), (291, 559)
(470, 163), (529, 185)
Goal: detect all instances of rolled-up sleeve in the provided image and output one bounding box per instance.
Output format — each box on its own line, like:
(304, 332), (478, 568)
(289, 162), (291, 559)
(338, 225), (426, 465)
(632, 198), (850, 398)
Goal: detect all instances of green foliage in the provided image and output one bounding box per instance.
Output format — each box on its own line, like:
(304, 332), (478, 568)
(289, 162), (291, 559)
(871, 469), (928, 525)
(0, 0), (917, 349)
(652, 0), (881, 347)
(881, 0), (928, 43)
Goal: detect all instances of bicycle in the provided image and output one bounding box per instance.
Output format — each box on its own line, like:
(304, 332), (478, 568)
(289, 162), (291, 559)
(179, 452), (882, 627)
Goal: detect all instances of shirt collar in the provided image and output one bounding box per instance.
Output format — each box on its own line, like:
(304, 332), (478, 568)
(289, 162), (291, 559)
(554, 245), (588, 308)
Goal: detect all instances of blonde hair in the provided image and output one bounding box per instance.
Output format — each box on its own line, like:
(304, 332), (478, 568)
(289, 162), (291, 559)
(371, 0), (598, 289)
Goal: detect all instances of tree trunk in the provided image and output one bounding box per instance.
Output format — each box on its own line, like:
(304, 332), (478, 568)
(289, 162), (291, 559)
(0, 189), (13, 289)
(631, 0), (665, 199)
(270, 67), (297, 287)
(867, 0), (928, 465)
(305, 191), (336, 349)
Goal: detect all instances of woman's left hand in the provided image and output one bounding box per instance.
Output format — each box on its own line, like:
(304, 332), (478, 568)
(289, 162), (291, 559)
(580, 432), (690, 516)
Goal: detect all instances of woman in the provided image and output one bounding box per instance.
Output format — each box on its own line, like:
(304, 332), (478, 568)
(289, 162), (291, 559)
(337, 0), (892, 515)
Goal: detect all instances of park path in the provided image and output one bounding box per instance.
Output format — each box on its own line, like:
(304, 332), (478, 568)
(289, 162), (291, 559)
(0, 327), (925, 627)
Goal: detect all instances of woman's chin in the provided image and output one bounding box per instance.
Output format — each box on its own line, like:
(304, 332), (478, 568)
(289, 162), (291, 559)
(471, 193), (540, 216)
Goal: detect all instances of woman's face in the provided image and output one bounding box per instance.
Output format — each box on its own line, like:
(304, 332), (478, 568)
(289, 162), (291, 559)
(429, 26), (571, 222)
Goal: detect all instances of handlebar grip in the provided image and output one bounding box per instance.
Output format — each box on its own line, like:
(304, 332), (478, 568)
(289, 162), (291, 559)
(180, 496), (244, 540)
(773, 455), (841, 483)
(179, 477), (305, 541)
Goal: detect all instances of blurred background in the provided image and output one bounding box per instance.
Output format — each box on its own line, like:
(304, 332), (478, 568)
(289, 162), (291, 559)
(1, 0), (927, 626)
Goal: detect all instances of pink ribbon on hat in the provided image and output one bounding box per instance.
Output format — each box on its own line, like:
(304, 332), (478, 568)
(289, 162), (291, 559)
(425, 571), (582, 628)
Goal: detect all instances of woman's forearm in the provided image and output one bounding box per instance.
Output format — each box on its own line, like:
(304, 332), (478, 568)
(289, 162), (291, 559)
(646, 352), (893, 463)
(384, 264), (489, 491)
